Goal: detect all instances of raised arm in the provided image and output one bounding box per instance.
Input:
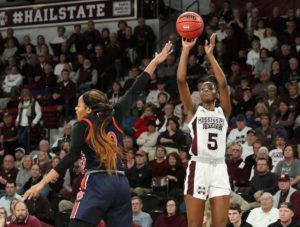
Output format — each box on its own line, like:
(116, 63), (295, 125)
(177, 38), (197, 122)
(205, 33), (231, 119)
(113, 42), (173, 124)
(144, 41), (173, 78)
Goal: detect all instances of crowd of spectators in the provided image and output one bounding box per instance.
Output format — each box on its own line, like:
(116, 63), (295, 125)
(0, 0), (300, 226)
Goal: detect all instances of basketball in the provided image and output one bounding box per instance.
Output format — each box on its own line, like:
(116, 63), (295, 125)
(176, 12), (204, 39)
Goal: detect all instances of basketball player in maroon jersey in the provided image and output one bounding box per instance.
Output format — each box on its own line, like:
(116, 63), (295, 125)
(177, 33), (232, 227)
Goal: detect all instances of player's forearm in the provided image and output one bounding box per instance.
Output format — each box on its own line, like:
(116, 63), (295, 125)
(144, 59), (159, 79)
(177, 49), (189, 83)
(40, 169), (59, 186)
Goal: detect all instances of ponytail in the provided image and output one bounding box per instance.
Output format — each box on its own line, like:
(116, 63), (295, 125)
(82, 90), (123, 175)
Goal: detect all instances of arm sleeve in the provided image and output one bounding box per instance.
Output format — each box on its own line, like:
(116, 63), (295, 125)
(54, 121), (87, 175)
(113, 71), (150, 124)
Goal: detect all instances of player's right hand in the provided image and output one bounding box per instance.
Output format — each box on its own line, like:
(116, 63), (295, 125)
(181, 37), (197, 50)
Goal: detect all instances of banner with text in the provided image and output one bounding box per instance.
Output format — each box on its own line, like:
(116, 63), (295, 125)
(0, 0), (136, 30)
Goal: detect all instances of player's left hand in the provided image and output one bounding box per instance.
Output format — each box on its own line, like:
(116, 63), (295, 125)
(204, 33), (216, 56)
(154, 41), (173, 65)
(23, 182), (45, 200)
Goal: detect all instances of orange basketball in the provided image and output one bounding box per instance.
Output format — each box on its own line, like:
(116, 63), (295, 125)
(176, 12), (204, 39)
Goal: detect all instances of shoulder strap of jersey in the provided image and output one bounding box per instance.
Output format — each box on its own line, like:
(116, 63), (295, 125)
(81, 118), (93, 143)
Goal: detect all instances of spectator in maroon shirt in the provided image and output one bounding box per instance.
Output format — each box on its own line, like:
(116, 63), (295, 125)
(8, 201), (42, 227)
(148, 145), (168, 177)
(226, 143), (250, 190)
(154, 198), (187, 227)
(291, 191), (300, 223)
(0, 113), (18, 156)
(0, 155), (18, 190)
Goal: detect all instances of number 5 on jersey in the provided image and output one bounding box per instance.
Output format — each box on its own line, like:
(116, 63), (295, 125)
(208, 133), (218, 150)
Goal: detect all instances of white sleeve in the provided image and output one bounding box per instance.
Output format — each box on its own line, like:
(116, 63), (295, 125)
(32, 101), (42, 125)
(246, 209), (255, 225)
(227, 129), (236, 144)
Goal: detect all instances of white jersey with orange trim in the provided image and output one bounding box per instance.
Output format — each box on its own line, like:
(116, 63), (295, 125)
(188, 106), (228, 159)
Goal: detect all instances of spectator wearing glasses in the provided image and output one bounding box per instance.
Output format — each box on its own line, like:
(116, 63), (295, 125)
(154, 198), (187, 227)
(132, 196), (152, 227)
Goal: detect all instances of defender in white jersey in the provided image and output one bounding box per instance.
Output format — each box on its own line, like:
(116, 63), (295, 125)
(177, 34), (232, 227)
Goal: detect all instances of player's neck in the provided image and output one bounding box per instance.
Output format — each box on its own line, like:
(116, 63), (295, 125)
(202, 103), (215, 111)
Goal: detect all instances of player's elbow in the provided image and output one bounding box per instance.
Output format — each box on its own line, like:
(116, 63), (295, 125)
(177, 78), (186, 85)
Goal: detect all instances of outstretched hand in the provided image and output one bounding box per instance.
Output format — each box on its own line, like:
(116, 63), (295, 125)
(181, 37), (197, 51)
(204, 33), (216, 55)
(153, 41), (173, 65)
(23, 182), (44, 200)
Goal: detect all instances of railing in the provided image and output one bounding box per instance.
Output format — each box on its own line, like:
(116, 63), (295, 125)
(139, 0), (201, 49)
(157, 0), (201, 48)
(186, 0), (200, 14)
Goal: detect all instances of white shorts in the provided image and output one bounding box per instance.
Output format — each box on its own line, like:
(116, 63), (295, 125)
(184, 160), (231, 200)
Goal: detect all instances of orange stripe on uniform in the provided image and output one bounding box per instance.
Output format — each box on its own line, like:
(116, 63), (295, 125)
(80, 175), (89, 189)
(112, 116), (124, 134)
(70, 201), (80, 219)
(71, 175), (89, 219)
(82, 118), (93, 142)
